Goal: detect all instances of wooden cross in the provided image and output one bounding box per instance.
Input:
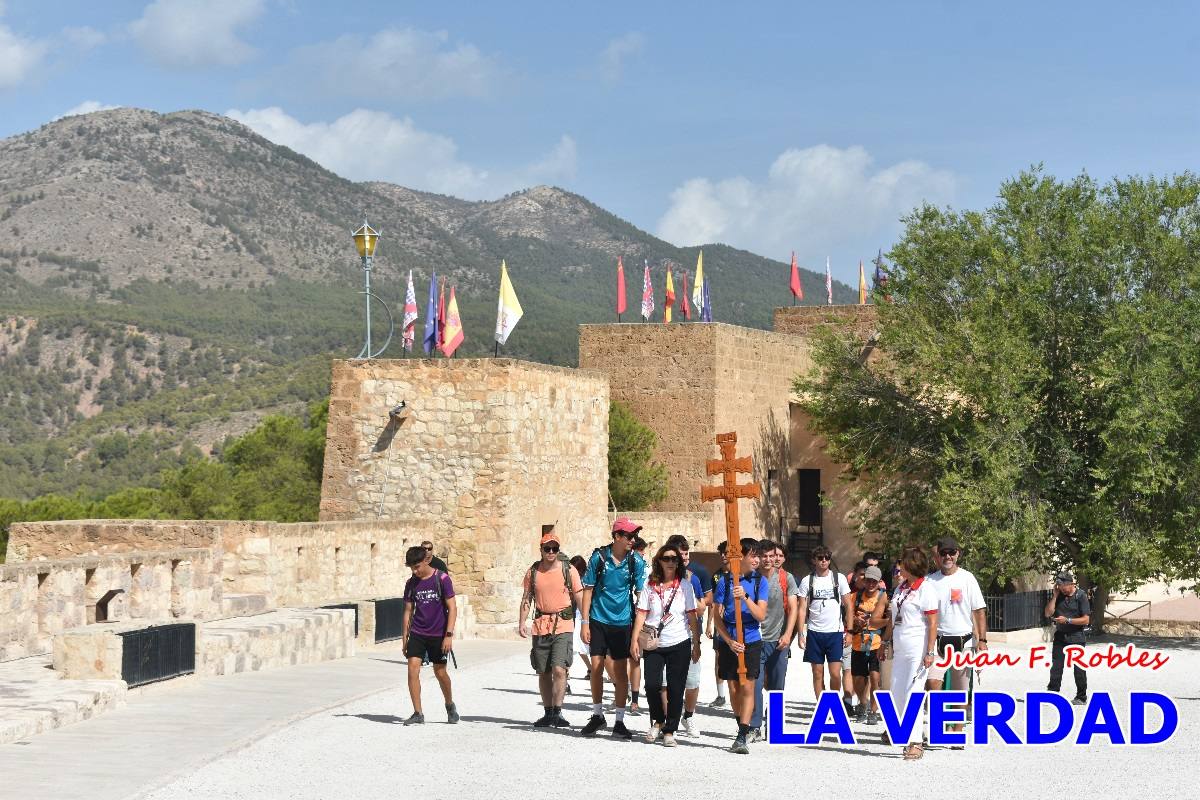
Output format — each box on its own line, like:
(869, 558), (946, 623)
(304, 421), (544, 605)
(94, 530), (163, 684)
(700, 431), (760, 680)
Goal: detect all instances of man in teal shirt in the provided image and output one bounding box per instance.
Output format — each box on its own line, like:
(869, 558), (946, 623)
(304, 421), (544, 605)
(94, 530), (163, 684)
(580, 517), (647, 739)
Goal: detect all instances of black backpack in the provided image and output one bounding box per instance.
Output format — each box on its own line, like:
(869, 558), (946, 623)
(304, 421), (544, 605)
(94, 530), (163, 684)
(591, 545), (639, 611)
(526, 553), (577, 621)
(720, 571), (763, 612)
(805, 569), (843, 620)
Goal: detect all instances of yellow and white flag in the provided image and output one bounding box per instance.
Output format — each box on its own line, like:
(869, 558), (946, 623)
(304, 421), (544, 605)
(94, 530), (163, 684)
(691, 250), (705, 316)
(495, 260), (524, 345)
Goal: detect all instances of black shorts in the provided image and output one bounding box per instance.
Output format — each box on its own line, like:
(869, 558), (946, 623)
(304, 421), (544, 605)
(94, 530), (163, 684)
(405, 633), (449, 665)
(589, 621), (632, 660)
(716, 639), (763, 681)
(850, 649), (881, 677)
(937, 633), (973, 660)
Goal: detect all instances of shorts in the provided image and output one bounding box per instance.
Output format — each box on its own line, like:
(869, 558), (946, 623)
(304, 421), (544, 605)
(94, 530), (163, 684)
(850, 649), (881, 677)
(405, 633), (449, 665)
(530, 632), (573, 673)
(589, 620), (632, 660)
(937, 633), (972, 661)
(716, 639), (763, 681)
(803, 630), (845, 664)
(686, 658), (702, 690)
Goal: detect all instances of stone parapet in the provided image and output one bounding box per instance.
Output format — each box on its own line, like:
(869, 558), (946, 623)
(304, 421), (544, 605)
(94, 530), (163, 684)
(198, 608), (356, 677)
(772, 304), (879, 339)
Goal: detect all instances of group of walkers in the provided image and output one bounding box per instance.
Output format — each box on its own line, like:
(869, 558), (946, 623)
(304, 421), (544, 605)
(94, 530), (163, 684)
(400, 522), (1090, 759)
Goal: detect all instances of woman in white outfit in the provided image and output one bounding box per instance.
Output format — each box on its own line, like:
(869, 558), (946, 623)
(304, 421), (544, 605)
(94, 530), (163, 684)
(885, 545), (939, 760)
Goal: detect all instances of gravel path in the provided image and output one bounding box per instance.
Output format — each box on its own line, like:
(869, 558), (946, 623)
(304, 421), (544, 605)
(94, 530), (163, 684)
(144, 636), (1198, 799)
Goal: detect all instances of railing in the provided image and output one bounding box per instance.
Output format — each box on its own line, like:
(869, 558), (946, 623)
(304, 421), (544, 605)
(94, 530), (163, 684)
(374, 598), (406, 643)
(321, 603), (360, 637)
(984, 590), (1052, 632)
(119, 623), (196, 687)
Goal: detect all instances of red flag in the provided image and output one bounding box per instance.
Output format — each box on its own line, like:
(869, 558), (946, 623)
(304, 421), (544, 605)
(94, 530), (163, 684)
(616, 256), (627, 316)
(437, 278), (447, 352)
(789, 251), (803, 302)
(681, 272), (691, 320)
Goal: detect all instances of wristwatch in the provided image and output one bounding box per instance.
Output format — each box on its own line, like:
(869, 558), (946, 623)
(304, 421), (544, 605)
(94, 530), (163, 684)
(926, 650), (936, 657)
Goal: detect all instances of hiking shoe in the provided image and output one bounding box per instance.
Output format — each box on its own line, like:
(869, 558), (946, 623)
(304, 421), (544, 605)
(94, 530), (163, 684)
(709, 696), (727, 708)
(533, 712), (554, 728)
(747, 728), (762, 744)
(402, 712), (425, 726)
(854, 705), (867, 723)
(446, 703), (459, 724)
(581, 714), (607, 736)
(645, 724), (663, 742)
(682, 717), (700, 738)
(730, 734), (749, 754)
(612, 720), (633, 739)
(662, 733), (678, 747)
(1073, 695), (1088, 706)
(865, 710), (880, 726)
(551, 713), (572, 728)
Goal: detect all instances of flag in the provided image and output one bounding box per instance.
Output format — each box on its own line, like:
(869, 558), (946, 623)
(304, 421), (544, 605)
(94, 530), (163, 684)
(441, 286), (465, 356)
(789, 251), (803, 301)
(616, 256), (627, 316)
(858, 260), (867, 305)
(437, 278), (447, 352)
(422, 270), (438, 355)
(873, 248), (883, 289)
(664, 269), (675, 323)
(702, 279), (712, 322)
(641, 260), (654, 320)
(495, 260), (523, 346)
(402, 270), (419, 351)
(825, 257), (832, 305)
(691, 250), (705, 319)
(680, 272), (691, 320)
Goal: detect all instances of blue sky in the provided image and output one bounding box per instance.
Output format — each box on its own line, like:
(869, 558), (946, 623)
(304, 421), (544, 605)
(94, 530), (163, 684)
(1, 0), (1197, 285)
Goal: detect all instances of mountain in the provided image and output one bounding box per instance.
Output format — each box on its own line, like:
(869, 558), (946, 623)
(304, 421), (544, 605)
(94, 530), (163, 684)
(0, 108), (858, 501)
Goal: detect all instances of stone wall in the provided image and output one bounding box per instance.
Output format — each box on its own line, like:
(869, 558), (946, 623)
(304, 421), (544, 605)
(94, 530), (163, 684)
(319, 358), (609, 634)
(6, 519), (222, 561)
(0, 548), (219, 662)
(773, 304), (878, 339)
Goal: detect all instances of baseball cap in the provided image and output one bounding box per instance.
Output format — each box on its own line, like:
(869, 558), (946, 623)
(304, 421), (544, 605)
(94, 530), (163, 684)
(864, 565), (883, 581)
(611, 517), (642, 535)
(540, 531), (560, 546)
(1055, 571), (1076, 584)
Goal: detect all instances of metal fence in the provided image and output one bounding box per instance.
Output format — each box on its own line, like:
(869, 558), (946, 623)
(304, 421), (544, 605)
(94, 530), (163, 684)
(984, 590), (1052, 632)
(119, 623), (196, 688)
(374, 598), (406, 643)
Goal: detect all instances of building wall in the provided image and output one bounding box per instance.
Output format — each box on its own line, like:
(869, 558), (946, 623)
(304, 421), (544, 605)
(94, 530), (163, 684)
(6, 520), (222, 561)
(319, 357), (609, 634)
(773, 305), (878, 339)
(788, 407), (864, 571)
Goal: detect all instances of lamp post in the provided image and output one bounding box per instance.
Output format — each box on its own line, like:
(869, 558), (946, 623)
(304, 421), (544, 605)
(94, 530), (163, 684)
(352, 220), (394, 359)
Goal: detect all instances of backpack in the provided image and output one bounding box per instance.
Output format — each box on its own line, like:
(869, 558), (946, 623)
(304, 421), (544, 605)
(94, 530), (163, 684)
(805, 569), (843, 621)
(720, 571), (763, 619)
(407, 570), (451, 623)
(853, 587), (886, 651)
(526, 553), (577, 621)
(591, 545), (639, 611)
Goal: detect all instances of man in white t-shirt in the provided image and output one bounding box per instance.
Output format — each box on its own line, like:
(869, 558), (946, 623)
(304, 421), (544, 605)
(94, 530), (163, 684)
(796, 546), (852, 700)
(925, 536), (988, 736)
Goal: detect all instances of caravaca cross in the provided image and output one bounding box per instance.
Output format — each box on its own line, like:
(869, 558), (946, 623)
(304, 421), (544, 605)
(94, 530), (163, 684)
(700, 432), (761, 680)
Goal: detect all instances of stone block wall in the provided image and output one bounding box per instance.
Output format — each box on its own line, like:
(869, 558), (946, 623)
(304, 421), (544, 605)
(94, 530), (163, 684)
(319, 358), (609, 634)
(6, 519), (222, 561)
(0, 548), (219, 662)
(772, 305), (878, 339)
(606, 511), (719, 553)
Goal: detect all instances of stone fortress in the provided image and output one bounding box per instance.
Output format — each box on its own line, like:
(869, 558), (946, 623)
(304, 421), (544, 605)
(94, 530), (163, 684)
(0, 305), (877, 744)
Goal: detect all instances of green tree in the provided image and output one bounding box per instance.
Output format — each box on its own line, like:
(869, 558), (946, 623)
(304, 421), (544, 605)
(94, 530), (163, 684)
(795, 170), (1200, 626)
(608, 400), (668, 511)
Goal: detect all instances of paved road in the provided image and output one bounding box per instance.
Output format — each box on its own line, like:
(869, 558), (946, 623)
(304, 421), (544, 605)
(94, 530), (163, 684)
(0, 639), (519, 800)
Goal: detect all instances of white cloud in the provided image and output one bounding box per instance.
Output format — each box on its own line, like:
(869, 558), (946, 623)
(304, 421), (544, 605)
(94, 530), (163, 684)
(656, 144), (956, 264)
(225, 107), (576, 200)
(130, 0), (264, 69)
(0, 20), (49, 89)
(598, 32), (645, 83)
(286, 27), (497, 101)
(57, 100), (122, 119)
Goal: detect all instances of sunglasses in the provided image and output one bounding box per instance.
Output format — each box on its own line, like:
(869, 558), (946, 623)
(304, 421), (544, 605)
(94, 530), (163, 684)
(939, 549), (959, 556)
(814, 555), (831, 561)
(614, 531), (635, 539)
(422, 546), (433, 551)
(659, 555), (680, 562)
(541, 545), (559, 553)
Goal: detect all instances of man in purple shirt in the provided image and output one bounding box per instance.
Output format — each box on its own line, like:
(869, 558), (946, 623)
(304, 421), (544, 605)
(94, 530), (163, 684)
(402, 545), (459, 725)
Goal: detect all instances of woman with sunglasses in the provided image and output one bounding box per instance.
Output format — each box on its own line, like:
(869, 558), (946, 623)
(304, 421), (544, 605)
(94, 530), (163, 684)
(629, 544), (701, 746)
(884, 544), (939, 760)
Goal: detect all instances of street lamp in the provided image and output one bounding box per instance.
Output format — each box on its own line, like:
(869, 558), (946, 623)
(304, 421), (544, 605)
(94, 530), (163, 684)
(351, 219), (393, 359)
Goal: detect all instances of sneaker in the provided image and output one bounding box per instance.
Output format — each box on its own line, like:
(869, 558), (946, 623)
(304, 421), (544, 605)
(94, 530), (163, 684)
(551, 713), (572, 728)
(730, 734), (750, 754)
(612, 720), (633, 739)
(843, 695), (856, 716)
(709, 695), (727, 708)
(645, 724), (663, 743)
(682, 717), (700, 738)
(662, 733), (678, 747)
(581, 715), (607, 736)
(854, 705), (867, 724)
(446, 703), (459, 724)
(402, 712), (425, 726)
(1073, 695), (1088, 706)
(747, 728), (762, 744)
(865, 710), (880, 726)
(533, 712), (554, 728)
